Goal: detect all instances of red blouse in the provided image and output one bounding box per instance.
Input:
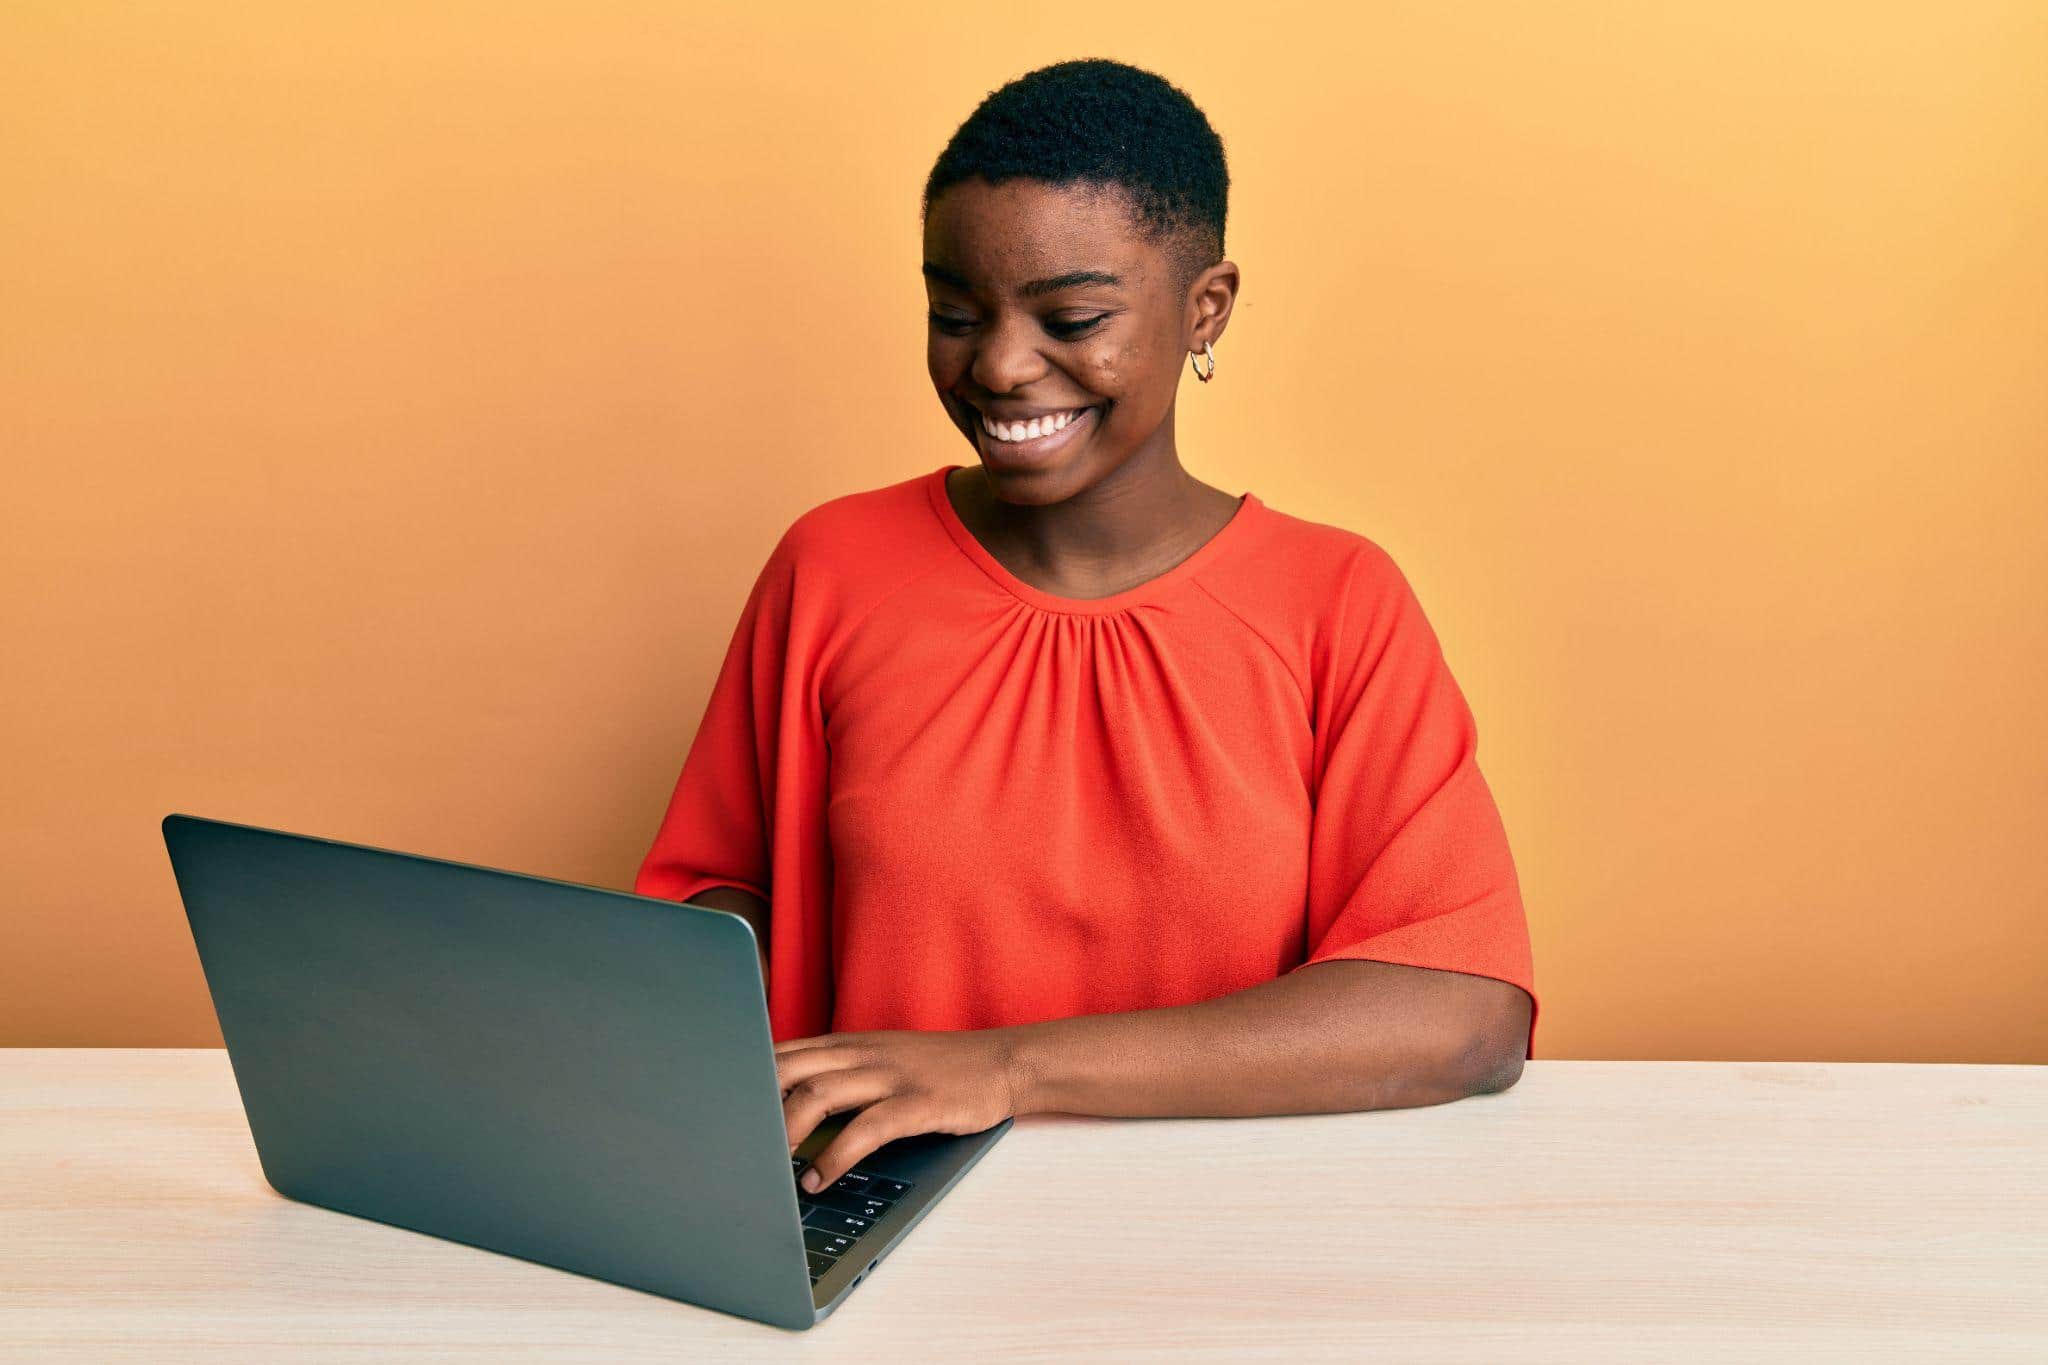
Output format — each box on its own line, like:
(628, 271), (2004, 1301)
(635, 464), (1540, 1059)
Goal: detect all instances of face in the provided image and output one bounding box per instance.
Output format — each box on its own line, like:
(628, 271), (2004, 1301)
(923, 177), (1234, 503)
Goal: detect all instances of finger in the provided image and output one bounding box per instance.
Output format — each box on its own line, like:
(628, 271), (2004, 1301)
(778, 1031), (843, 1055)
(775, 1041), (869, 1099)
(799, 1099), (918, 1193)
(784, 1065), (896, 1153)
(773, 1032), (843, 1057)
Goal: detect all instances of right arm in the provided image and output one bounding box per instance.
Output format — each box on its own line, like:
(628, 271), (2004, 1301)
(686, 884), (771, 985)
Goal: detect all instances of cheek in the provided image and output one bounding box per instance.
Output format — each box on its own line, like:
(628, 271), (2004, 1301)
(1085, 345), (1132, 399)
(1083, 339), (1158, 416)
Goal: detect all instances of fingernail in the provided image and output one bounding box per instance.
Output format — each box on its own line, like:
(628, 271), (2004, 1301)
(801, 1170), (822, 1192)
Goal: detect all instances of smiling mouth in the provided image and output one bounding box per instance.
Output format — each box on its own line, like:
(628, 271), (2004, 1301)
(970, 403), (1103, 460)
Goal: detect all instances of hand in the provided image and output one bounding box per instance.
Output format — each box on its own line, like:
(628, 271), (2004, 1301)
(776, 1028), (1024, 1193)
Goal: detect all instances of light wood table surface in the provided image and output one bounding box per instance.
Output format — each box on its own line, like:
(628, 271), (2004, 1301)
(1, 1049), (2041, 1362)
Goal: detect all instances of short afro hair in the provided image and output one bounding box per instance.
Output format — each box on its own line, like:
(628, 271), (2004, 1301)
(922, 59), (1230, 300)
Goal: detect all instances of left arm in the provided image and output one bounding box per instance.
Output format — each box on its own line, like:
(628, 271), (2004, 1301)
(1002, 956), (1529, 1119)
(779, 958), (1530, 1191)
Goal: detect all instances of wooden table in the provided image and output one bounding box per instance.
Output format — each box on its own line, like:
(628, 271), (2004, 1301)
(1, 1050), (2041, 1361)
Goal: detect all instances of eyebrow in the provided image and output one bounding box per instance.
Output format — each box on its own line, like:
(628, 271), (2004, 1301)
(922, 261), (1125, 298)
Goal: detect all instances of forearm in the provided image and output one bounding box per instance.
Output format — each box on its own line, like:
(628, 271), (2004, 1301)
(996, 958), (1502, 1118)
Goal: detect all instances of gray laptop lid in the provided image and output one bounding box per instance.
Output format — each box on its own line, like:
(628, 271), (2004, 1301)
(161, 812), (821, 1330)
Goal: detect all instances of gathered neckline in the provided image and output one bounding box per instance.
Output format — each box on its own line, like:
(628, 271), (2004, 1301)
(924, 464), (1262, 617)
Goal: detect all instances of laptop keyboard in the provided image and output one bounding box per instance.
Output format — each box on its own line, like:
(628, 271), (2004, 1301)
(792, 1157), (915, 1286)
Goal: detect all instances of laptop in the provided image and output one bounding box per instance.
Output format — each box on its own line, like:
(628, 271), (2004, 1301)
(160, 812), (1011, 1331)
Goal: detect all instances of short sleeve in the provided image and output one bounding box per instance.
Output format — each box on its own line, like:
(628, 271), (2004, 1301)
(1287, 546), (1540, 1060)
(632, 521), (835, 1041)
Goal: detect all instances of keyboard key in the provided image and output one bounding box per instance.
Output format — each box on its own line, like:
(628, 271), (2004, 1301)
(830, 1170), (874, 1194)
(809, 1187), (893, 1220)
(802, 1205), (873, 1237)
(807, 1251), (835, 1278)
(866, 1176), (912, 1199)
(804, 1227), (855, 1256)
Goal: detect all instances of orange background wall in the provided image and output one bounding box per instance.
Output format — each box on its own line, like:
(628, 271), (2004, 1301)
(4, 3), (2043, 1059)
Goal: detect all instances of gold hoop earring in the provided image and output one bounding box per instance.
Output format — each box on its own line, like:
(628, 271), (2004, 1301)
(1189, 340), (1216, 382)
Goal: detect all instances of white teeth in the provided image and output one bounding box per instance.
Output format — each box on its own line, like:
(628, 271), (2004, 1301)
(981, 408), (1085, 442)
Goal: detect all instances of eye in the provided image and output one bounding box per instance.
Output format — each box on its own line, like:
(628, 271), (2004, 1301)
(925, 311), (1112, 339)
(1046, 314), (1110, 339)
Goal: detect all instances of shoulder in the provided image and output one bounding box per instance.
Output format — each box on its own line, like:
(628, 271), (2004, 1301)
(747, 468), (953, 630)
(1198, 494), (1445, 711)
(1247, 498), (1408, 597)
(766, 469), (932, 565)
(1207, 495), (1418, 638)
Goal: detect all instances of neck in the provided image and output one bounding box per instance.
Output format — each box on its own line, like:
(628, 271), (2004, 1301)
(958, 428), (1237, 593)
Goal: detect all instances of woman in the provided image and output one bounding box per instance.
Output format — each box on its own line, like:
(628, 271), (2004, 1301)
(635, 58), (1538, 1194)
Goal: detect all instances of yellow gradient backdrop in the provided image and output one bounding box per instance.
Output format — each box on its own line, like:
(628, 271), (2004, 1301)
(4, 3), (2043, 1058)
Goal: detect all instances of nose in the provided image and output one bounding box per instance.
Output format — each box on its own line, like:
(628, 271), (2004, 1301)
(966, 313), (1050, 397)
